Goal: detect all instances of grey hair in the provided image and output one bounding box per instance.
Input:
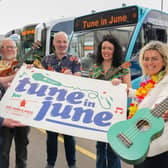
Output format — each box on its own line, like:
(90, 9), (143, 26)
(53, 31), (68, 41)
(0, 38), (16, 48)
(139, 41), (168, 76)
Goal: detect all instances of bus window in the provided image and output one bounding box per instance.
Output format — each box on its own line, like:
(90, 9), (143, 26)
(143, 23), (167, 42)
(51, 20), (74, 36)
(156, 28), (167, 42)
(69, 26), (135, 74)
(143, 9), (168, 43)
(20, 23), (41, 63)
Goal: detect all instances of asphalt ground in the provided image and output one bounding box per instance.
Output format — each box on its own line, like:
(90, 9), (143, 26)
(9, 127), (133, 168)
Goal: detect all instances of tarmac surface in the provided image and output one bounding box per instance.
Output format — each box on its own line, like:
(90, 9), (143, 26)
(10, 127), (133, 168)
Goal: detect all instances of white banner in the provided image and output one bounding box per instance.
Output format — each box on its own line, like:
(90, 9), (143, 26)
(0, 65), (127, 142)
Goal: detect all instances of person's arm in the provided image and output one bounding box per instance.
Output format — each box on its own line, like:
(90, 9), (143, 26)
(122, 73), (132, 88)
(111, 73), (135, 97)
(111, 67), (132, 87)
(74, 72), (81, 76)
(0, 117), (24, 128)
(70, 56), (82, 76)
(2, 118), (24, 128)
(64, 69), (81, 76)
(111, 73), (132, 87)
(0, 74), (15, 88)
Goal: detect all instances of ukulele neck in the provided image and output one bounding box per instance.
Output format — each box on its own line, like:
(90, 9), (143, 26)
(152, 97), (168, 117)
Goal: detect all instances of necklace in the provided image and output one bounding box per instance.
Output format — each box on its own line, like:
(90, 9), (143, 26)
(128, 71), (164, 119)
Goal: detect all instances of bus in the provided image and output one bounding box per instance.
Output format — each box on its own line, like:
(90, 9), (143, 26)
(34, 17), (74, 57)
(4, 24), (39, 63)
(69, 5), (168, 85)
(5, 28), (21, 38)
(20, 23), (39, 63)
(3, 18), (74, 64)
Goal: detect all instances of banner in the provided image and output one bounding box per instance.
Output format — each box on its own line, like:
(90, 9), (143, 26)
(0, 65), (127, 142)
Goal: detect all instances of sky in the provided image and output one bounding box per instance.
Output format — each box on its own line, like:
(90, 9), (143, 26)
(0, 0), (168, 35)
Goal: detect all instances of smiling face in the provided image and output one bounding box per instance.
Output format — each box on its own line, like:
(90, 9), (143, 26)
(53, 32), (68, 58)
(101, 41), (115, 62)
(142, 49), (165, 76)
(1, 40), (17, 61)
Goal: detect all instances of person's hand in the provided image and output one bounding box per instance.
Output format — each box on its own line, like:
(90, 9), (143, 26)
(1, 74), (16, 89)
(111, 78), (122, 85)
(162, 110), (168, 122)
(32, 40), (41, 50)
(63, 69), (72, 75)
(23, 63), (34, 69)
(2, 118), (25, 128)
(6, 82), (11, 88)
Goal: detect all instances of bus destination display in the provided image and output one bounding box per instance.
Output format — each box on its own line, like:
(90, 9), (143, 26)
(74, 6), (138, 32)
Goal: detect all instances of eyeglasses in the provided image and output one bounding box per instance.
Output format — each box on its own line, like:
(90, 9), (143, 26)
(1, 46), (17, 49)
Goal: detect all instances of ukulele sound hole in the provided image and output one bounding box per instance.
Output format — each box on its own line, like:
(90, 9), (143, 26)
(136, 120), (150, 131)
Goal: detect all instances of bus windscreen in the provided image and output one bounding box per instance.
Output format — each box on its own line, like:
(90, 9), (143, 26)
(74, 6), (138, 32)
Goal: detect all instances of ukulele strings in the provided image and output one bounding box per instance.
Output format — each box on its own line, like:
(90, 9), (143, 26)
(120, 98), (168, 143)
(122, 112), (154, 141)
(122, 105), (165, 141)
